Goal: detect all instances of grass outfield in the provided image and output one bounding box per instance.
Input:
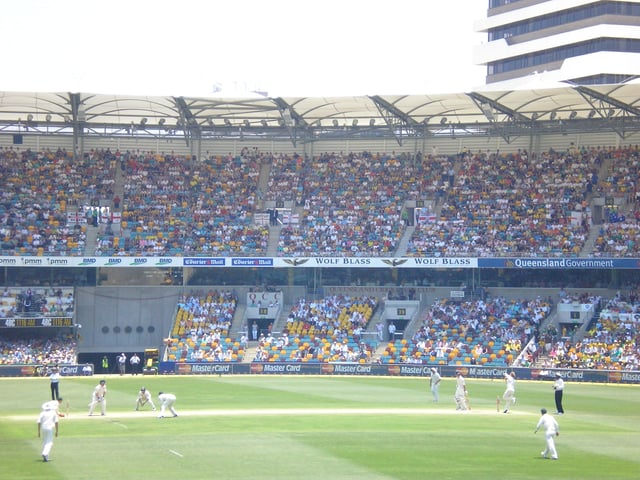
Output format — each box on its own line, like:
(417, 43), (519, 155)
(0, 374), (638, 480)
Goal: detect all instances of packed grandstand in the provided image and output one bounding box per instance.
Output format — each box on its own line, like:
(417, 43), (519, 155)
(1, 145), (638, 258)
(0, 143), (638, 375)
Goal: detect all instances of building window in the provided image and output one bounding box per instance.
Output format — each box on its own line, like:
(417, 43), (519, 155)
(488, 38), (640, 75)
(488, 2), (640, 42)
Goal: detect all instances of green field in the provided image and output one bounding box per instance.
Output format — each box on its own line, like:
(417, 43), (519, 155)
(0, 374), (638, 480)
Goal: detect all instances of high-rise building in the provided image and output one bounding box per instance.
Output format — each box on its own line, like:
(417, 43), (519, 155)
(473, 0), (640, 89)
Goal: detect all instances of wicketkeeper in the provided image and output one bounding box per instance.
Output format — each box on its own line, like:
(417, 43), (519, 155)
(135, 386), (156, 411)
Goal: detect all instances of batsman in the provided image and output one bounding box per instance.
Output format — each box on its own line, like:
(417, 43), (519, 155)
(88, 379), (107, 416)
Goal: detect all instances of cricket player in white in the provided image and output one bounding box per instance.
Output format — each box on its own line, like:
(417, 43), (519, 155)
(157, 392), (178, 418)
(88, 380), (107, 416)
(502, 371), (516, 413)
(135, 387), (156, 411)
(42, 398), (66, 418)
(37, 404), (59, 462)
(454, 371), (468, 410)
(535, 408), (560, 460)
(429, 367), (441, 402)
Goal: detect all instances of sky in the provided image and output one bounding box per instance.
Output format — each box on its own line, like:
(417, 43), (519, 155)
(0, 0), (488, 98)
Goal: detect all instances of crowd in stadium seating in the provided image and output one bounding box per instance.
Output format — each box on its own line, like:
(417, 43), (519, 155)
(0, 287), (75, 318)
(165, 289), (242, 362)
(96, 149), (269, 256)
(379, 295), (551, 366)
(408, 148), (640, 256)
(276, 151), (422, 256)
(0, 333), (77, 365)
(406, 147), (596, 256)
(253, 294), (378, 362)
(0, 147), (105, 256)
(263, 152), (304, 205)
(0, 279), (635, 372)
(1, 143), (639, 372)
(165, 291), (571, 367)
(1, 144), (639, 258)
(165, 293), (380, 364)
(283, 294), (376, 338)
(541, 289), (639, 370)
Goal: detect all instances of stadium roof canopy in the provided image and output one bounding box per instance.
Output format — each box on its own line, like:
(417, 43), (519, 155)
(0, 82), (639, 146)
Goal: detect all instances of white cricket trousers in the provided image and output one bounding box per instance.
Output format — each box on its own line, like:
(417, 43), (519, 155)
(543, 433), (558, 459)
(160, 399), (177, 416)
(88, 397), (106, 415)
(41, 427), (55, 456)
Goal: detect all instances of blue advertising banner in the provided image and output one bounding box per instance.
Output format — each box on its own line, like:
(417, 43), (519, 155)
(0, 364), (93, 377)
(477, 257), (639, 269)
(1, 255), (638, 269)
(155, 362), (640, 384)
(2, 361), (638, 384)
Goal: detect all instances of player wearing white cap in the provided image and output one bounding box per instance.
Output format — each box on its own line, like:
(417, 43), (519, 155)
(135, 386), (156, 411)
(37, 402), (59, 462)
(41, 398), (66, 418)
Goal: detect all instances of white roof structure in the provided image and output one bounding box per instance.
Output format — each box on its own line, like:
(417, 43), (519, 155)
(0, 83), (639, 146)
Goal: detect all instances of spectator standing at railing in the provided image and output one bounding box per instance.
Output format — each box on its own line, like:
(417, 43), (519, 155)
(101, 355), (109, 373)
(129, 353), (141, 375)
(388, 322), (396, 341)
(117, 353), (126, 375)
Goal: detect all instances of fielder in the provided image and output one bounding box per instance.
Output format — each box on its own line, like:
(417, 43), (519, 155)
(535, 408), (560, 460)
(88, 380), (107, 416)
(42, 398), (66, 418)
(37, 402), (59, 462)
(157, 391), (178, 418)
(501, 371), (517, 413)
(454, 370), (468, 411)
(429, 367), (441, 402)
(135, 386), (156, 411)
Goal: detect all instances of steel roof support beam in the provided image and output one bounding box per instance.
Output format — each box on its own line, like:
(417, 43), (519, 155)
(273, 98), (303, 147)
(69, 93), (82, 160)
(575, 86), (640, 117)
(369, 96), (420, 146)
(467, 92), (532, 123)
(575, 86), (640, 138)
(175, 97), (200, 147)
(467, 92), (533, 143)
